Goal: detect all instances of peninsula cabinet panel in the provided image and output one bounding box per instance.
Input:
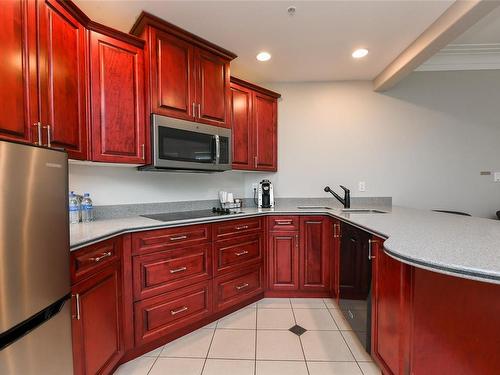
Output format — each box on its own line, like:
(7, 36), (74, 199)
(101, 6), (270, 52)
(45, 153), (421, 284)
(0, 0), (36, 144)
(195, 48), (230, 127)
(254, 92), (277, 171)
(37, 0), (87, 159)
(268, 231), (299, 291)
(90, 31), (146, 163)
(410, 268), (500, 375)
(150, 29), (195, 120)
(72, 263), (124, 375)
(299, 216), (330, 292)
(330, 219), (341, 299)
(371, 238), (410, 375)
(230, 83), (253, 169)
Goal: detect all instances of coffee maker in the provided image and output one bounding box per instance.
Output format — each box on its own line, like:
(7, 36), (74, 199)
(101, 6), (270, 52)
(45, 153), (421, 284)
(258, 179), (274, 208)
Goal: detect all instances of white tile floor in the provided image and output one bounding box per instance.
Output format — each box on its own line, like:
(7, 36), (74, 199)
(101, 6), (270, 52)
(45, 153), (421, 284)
(114, 298), (382, 375)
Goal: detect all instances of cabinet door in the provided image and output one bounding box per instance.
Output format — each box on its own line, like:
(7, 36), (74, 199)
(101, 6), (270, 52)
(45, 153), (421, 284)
(37, 0), (87, 159)
(0, 0), (36, 143)
(371, 238), (407, 375)
(150, 29), (195, 120)
(253, 92), (277, 171)
(230, 82), (253, 169)
(195, 48), (230, 127)
(72, 263), (123, 375)
(268, 231), (299, 290)
(90, 31), (146, 163)
(299, 216), (330, 292)
(339, 224), (371, 299)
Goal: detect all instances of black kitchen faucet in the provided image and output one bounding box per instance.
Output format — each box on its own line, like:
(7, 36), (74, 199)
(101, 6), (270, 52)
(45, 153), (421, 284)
(324, 185), (351, 208)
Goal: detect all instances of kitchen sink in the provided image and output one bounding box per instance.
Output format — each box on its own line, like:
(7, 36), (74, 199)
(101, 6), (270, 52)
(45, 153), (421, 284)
(297, 206), (333, 209)
(341, 208), (387, 214)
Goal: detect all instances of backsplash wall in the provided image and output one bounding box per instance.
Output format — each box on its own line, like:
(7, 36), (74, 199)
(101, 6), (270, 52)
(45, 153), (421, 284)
(68, 164), (246, 206)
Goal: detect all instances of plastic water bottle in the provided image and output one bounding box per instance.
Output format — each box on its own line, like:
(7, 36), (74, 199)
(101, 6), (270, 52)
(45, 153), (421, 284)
(69, 191), (80, 224)
(81, 193), (94, 223)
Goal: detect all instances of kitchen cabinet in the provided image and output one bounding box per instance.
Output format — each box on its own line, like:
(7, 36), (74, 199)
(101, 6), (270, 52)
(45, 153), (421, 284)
(0, 0), (87, 157)
(268, 231), (300, 291)
(0, 0), (36, 144)
(38, 0), (88, 159)
(230, 77), (280, 171)
(299, 216), (330, 292)
(89, 31), (147, 163)
(132, 13), (235, 128)
(371, 237), (410, 375)
(71, 239), (124, 375)
(339, 222), (372, 299)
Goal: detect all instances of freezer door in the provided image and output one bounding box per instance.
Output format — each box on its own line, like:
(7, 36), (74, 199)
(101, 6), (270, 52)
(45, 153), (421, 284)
(0, 141), (70, 332)
(0, 300), (74, 375)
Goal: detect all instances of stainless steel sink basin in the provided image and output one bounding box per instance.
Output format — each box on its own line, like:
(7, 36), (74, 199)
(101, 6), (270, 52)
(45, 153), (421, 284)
(297, 206), (333, 209)
(341, 208), (387, 214)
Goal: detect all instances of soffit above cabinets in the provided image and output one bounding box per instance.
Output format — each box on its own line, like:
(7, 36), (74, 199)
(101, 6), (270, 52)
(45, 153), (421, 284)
(73, 0), (453, 82)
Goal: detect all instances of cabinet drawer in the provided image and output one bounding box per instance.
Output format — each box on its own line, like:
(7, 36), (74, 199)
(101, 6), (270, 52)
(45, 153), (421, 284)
(71, 237), (121, 283)
(133, 244), (212, 300)
(132, 224), (211, 255)
(213, 218), (262, 240)
(214, 234), (262, 275)
(214, 265), (263, 311)
(134, 281), (212, 346)
(268, 216), (299, 231)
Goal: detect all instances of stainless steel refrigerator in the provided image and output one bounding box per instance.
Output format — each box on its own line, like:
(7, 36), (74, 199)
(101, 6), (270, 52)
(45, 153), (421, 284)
(0, 140), (74, 374)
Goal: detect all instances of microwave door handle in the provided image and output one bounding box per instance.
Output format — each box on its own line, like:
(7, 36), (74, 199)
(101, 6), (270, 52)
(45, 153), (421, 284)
(214, 135), (220, 164)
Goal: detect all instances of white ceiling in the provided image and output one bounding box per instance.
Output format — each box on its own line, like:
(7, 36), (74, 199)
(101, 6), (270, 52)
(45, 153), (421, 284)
(418, 5), (500, 72)
(74, 0), (454, 82)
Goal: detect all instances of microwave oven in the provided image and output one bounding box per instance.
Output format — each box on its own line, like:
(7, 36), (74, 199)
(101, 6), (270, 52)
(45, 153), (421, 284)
(141, 114), (232, 172)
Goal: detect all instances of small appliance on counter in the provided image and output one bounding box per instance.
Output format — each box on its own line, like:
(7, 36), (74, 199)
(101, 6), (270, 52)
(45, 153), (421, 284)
(258, 179), (274, 208)
(218, 191), (243, 212)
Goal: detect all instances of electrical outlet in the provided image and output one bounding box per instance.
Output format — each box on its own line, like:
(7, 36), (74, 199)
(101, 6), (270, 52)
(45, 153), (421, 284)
(494, 172), (500, 182)
(251, 183), (258, 191)
(358, 181), (366, 192)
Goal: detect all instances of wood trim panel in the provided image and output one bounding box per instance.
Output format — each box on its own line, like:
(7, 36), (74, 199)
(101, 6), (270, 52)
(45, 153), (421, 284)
(230, 76), (281, 99)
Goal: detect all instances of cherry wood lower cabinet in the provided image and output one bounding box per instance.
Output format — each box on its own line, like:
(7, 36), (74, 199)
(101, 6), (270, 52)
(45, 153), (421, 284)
(134, 281), (212, 346)
(371, 237), (411, 375)
(71, 240), (124, 375)
(268, 230), (300, 291)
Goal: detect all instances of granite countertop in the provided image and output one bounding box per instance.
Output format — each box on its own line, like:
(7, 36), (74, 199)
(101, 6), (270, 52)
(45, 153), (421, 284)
(70, 204), (500, 285)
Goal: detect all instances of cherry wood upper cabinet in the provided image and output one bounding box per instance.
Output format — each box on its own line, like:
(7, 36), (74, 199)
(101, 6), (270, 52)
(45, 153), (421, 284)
(230, 77), (280, 172)
(230, 83), (253, 169)
(196, 48), (230, 127)
(150, 29), (195, 120)
(0, 0), (37, 144)
(89, 31), (146, 163)
(299, 216), (330, 292)
(37, 0), (88, 159)
(131, 12), (236, 128)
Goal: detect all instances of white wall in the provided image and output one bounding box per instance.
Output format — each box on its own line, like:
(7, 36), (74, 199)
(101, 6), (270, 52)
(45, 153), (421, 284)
(244, 71), (500, 218)
(69, 164), (246, 206)
(69, 71), (500, 218)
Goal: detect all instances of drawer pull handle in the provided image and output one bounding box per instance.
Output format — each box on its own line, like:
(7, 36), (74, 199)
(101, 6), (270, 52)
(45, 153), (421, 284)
(89, 251), (112, 263)
(235, 283), (249, 291)
(170, 266), (187, 274)
(276, 220), (292, 225)
(235, 225), (249, 230)
(171, 306), (188, 315)
(235, 250), (249, 257)
(170, 235), (188, 241)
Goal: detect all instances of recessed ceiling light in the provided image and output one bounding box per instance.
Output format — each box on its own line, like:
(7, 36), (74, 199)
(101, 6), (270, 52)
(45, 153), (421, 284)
(352, 48), (369, 58)
(256, 52), (271, 62)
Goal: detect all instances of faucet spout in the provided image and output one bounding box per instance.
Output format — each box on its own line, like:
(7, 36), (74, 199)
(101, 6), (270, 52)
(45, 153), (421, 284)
(324, 185), (351, 209)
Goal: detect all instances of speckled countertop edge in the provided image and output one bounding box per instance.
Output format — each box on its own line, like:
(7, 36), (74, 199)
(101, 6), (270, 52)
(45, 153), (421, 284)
(70, 205), (500, 285)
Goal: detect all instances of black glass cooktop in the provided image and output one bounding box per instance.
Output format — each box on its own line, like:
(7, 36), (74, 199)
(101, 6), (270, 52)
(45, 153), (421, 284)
(141, 208), (243, 222)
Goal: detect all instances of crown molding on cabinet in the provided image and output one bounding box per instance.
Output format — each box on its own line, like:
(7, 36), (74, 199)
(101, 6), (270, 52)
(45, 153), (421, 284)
(416, 43), (500, 71)
(230, 77), (281, 99)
